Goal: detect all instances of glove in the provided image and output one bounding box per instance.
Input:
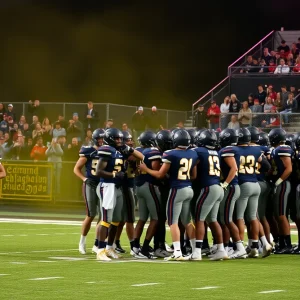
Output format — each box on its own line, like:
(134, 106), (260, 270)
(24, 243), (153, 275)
(84, 178), (98, 189)
(114, 171), (125, 180)
(119, 144), (134, 156)
(220, 181), (229, 190)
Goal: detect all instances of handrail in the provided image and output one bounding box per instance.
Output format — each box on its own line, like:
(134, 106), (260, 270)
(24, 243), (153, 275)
(227, 30), (275, 73)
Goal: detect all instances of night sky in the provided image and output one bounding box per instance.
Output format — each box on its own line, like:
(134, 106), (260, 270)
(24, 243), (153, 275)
(0, 0), (299, 110)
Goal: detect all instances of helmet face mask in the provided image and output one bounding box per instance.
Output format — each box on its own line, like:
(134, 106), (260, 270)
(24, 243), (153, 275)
(122, 131), (134, 146)
(104, 128), (124, 148)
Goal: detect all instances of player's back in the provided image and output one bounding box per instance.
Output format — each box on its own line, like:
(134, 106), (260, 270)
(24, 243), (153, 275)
(237, 145), (262, 184)
(79, 145), (99, 182)
(219, 145), (240, 186)
(194, 147), (220, 188)
(271, 145), (293, 180)
(162, 148), (198, 189)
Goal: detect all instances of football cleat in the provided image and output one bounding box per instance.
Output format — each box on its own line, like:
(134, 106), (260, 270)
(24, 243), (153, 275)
(189, 253), (202, 261)
(292, 247), (300, 254)
(138, 249), (157, 260)
(97, 249), (111, 261)
(209, 250), (229, 261)
(227, 247), (234, 256)
(148, 245), (154, 254)
(164, 254), (189, 261)
(262, 244), (272, 258)
(248, 248), (259, 258)
(92, 245), (98, 254)
(229, 250), (248, 259)
(154, 248), (172, 258)
(274, 247), (293, 254)
(115, 244), (126, 254)
(105, 248), (121, 259)
(165, 243), (174, 253)
(201, 248), (210, 256)
(132, 247), (140, 256)
(79, 243), (86, 255)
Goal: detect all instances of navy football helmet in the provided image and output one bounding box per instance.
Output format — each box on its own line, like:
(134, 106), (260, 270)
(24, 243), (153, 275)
(219, 128), (239, 148)
(172, 129), (190, 148)
(258, 132), (270, 147)
(92, 128), (105, 146)
(247, 126), (260, 143)
(156, 130), (173, 152)
(187, 128), (197, 145)
(104, 128), (123, 147)
(122, 131), (133, 146)
(236, 128), (251, 145)
(195, 129), (217, 149)
(138, 131), (157, 147)
(268, 128), (286, 146)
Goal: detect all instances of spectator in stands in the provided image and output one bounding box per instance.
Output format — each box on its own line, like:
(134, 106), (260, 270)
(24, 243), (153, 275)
(207, 100), (220, 130)
(67, 113), (83, 142)
(177, 121), (185, 129)
(10, 134), (25, 160)
(32, 122), (44, 142)
(6, 104), (16, 121)
(22, 123), (31, 139)
(28, 100), (45, 120)
(238, 101), (252, 127)
(42, 117), (52, 144)
(229, 94), (241, 113)
(286, 53), (295, 66)
(280, 93), (297, 124)
(0, 114), (8, 134)
(19, 137), (33, 160)
(274, 59), (290, 74)
(84, 101), (99, 130)
(293, 57), (300, 73)
(0, 103), (6, 122)
(262, 106), (280, 128)
(0, 136), (5, 157)
(58, 114), (68, 130)
(264, 97), (274, 113)
(250, 99), (263, 127)
(194, 104), (207, 128)
(147, 106), (163, 132)
(105, 119), (114, 129)
(30, 137), (47, 162)
(250, 57), (260, 73)
(122, 123), (132, 135)
(291, 43), (300, 59)
(261, 48), (272, 65)
(18, 115), (26, 131)
(274, 93), (284, 112)
(65, 137), (80, 161)
(267, 85), (277, 101)
(268, 58), (276, 73)
(7, 117), (14, 132)
(29, 115), (39, 131)
(220, 96), (230, 129)
(247, 94), (254, 107)
(297, 37), (300, 50)
(256, 84), (267, 105)
(84, 129), (93, 146)
(277, 40), (290, 54)
(240, 55), (254, 73)
(258, 59), (268, 73)
(132, 106), (146, 142)
(227, 115), (240, 130)
(279, 85), (289, 104)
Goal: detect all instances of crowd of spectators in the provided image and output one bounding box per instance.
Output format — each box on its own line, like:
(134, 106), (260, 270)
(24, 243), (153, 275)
(194, 83), (300, 130)
(239, 38), (300, 74)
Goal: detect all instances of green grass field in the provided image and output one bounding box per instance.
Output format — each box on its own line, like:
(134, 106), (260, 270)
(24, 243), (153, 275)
(0, 219), (299, 300)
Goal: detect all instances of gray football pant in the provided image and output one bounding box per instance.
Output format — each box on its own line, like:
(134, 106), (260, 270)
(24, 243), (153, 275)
(195, 184), (224, 223)
(274, 180), (291, 217)
(82, 181), (100, 218)
(121, 187), (136, 223)
(136, 182), (160, 222)
(236, 182), (261, 221)
(257, 181), (271, 220)
(98, 184), (123, 223)
(219, 185), (240, 225)
(167, 186), (194, 226)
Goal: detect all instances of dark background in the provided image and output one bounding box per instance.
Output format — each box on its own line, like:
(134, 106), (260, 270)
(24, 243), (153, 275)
(0, 0), (299, 110)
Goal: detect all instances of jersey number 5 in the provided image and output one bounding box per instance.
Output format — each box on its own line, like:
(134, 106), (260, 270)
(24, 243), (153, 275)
(178, 158), (192, 180)
(113, 159), (123, 175)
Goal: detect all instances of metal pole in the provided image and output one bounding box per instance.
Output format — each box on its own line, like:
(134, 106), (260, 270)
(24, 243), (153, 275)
(106, 104), (109, 122)
(166, 110), (169, 129)
(63, 103), (66, 118)
(22, 102), (25, 116)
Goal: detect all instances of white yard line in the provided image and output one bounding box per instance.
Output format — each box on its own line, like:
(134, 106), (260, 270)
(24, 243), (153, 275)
(28, 277), (64, 281)
(49, 256), (89, 261)
(192, 286), (220, 290)
(10, 262), (28, 265)
(258, 290), (285, 294)
(0, 249), (78, 255)
(132, 283), (162, 287)
(0, 274), (10, 276)
(38, 261), (57, 263)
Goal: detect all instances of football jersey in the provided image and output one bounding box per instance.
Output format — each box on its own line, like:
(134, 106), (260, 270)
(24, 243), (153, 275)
(79, 146), (99, 182)
(136, 147), (161, 187)
(270, 145), (293, 180)
(124, 157), (137, 188)
(256, 145), (271, 182)
(162, 149), (198, 189)
(97, 145), (124, 185)
(194, 147), (221, 188)
(219, 146), (240, 186)
(237, 145), (262, 184)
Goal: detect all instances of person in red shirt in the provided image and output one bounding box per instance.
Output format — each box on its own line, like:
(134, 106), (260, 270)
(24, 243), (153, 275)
(30, 137), (47, 162)
(207, 100), (221, 130)
(267, 85), (277, 101)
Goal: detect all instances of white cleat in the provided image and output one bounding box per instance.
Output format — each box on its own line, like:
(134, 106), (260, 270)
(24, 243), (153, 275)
(248, 248), (259, 258)
(189, 253), (202, 261)
(227, 247), (234, 256)
(262, 244), (272, 258)
(229, 249), (248, 259)
(105, 248), (121, 259)
(79, 243), (86, 255)
(209, 250), (229, 261)
(92, 245), (98, 254)
(96, 249), (111, 261)
(164, 254), (188, 261)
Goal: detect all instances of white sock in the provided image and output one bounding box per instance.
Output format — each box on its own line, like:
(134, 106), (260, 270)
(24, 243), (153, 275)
(248, 239), (253, 247)
(106, 245), (113, 250)
(173, 241), (182, 256)
(190, 238), (196, 252)
(79, 235), (86, 245)
(260, 235), (268, 247)
(217, 243), (225, 252)
(236, 241), (244, 252)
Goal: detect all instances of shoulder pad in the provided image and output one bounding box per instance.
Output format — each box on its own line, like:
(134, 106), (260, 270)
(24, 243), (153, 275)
(79, 146), (96, 157)
(98, 145), (116, 156)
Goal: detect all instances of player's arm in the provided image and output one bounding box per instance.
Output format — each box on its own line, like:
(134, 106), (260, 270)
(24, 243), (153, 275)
(73, 157), (88, 182)
(151, 159), (161, 171)
(277, 156), (292, 184)
(257, 155), (271, 172)
(95, 157), (114, 178)
(223, 156), (238, 184)
(132, 149), (144, 161)
(139, 162), (170, 179)
(190, 165), (197, 180)
(0, 163), (6, 179)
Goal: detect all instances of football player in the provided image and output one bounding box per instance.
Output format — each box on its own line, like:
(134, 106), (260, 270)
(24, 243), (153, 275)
(269, 128), (293, 254)
(73, 128), (105, 254)
(191, 129), (227, 261)
(218, 128), (247, 258)
(140, 129), (198, 261)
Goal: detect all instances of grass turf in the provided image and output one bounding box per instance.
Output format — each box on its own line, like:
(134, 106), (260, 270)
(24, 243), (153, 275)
(0, 221), (299, 300)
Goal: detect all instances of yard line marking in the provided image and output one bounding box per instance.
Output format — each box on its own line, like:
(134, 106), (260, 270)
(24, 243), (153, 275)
(19, 234), (28, 237)
(0, 274), (10, 276)
(86, 282), (96, 284)
(2, 234), (14, 237)
(29, 277), (64, 281)
(54, 233), (66, 235)
(49, 256), (89, 261)
(192, 286), (220, 290)
(36, 234), (50, 236)
(258, 290), (285, 294)
(132, 283), (162, 287)
(10, 262), (28, 265)
(38, 261), (57, 263)
(31, 249), (78, 253)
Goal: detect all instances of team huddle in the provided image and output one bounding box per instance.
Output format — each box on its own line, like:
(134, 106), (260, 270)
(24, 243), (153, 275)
(73, 125), (300, 261)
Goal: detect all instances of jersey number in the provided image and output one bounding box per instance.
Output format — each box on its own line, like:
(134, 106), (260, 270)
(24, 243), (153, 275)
(91, 159), (98, 176)
(208, 155), (220, 176)
(113, 159), (123, 175)
(178, 158), (193, 180)
(239, 155), (255, 174)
